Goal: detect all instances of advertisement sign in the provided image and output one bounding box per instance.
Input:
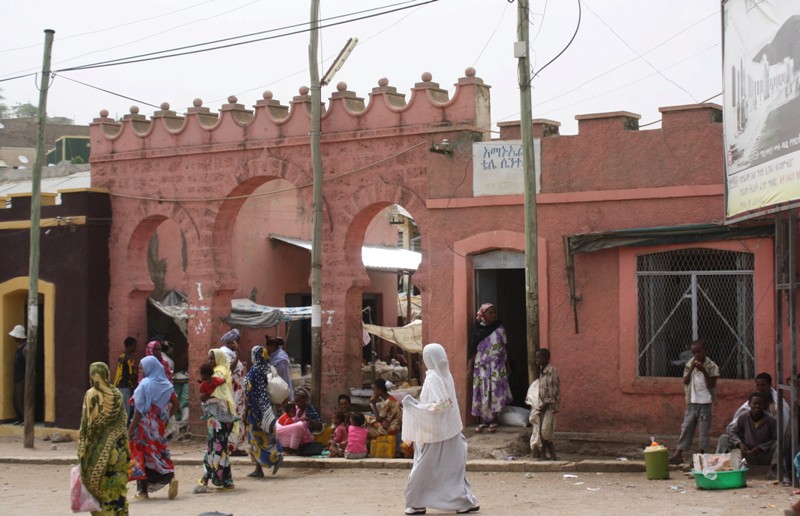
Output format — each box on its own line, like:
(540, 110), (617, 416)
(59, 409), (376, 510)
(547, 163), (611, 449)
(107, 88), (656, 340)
(723, 0), (800, 221)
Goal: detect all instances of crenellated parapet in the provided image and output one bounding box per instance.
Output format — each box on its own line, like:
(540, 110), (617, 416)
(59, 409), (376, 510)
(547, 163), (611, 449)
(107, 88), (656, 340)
(90, 68), (491, 158)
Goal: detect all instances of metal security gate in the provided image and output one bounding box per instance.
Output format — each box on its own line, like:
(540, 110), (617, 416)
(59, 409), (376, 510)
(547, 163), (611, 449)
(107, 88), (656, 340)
(637, 248), (754, 379)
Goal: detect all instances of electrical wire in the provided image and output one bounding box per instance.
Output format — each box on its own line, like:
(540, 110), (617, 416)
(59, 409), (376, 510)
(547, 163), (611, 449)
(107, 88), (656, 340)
(472, 0), (510, 68)
(529, 0), (581, 84)
(54, 0), (438, 73)
(638, 91), (722, 128)
(580, 0), (697, 102)
(55, 74), (161, 109)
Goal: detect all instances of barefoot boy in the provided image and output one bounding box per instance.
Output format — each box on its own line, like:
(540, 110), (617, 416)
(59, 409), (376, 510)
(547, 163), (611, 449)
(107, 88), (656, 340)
(526, 348), (560, 460)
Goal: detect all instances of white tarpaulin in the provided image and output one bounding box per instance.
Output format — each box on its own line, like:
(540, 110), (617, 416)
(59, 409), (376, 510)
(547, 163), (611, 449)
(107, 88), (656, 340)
(223, 298), (312, 328)
(363, 319), (422, 354)
(148, 290), (188, 338)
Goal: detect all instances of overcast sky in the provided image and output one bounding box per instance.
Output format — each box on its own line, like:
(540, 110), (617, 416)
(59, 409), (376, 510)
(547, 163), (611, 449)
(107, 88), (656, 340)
(1, 0), (722, 136)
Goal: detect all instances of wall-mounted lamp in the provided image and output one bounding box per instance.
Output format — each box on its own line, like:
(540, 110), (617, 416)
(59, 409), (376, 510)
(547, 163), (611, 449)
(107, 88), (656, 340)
(429, 139), (453, 155)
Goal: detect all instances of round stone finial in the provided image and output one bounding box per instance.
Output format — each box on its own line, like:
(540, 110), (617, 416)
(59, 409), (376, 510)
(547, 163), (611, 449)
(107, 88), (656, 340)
(263, 90), (273, 100)
(99, 109), (109, 118)
(465, 67), (476, 77)
(193, 98), (203, 107)
(160, 102), (170, 110)
(421, 72), (432, 82)
(227, 95), (238, 104)
(130, 105), (140, 115)
(378, 77), (389, 87)
(336, 81), (347, 92)
(299, 86), (310, 95)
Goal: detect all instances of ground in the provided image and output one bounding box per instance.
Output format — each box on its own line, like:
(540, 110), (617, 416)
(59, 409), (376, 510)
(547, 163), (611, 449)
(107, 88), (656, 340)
(0, 430), (798, 515)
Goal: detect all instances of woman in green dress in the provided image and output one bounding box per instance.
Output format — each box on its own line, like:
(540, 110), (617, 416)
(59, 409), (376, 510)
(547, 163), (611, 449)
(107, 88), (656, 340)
(78, 362), (130, 515)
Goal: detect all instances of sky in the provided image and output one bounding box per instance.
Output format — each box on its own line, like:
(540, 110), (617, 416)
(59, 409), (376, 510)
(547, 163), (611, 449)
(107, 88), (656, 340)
(1, 0), (722, 136)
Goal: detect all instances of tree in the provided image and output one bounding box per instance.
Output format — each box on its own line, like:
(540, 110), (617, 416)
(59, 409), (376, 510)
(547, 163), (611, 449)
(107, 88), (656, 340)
(12, 102), (38, 118)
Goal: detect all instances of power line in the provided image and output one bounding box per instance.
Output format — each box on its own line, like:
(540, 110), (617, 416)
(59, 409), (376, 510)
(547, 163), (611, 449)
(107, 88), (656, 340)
(580, 0), (698, 102)
(55, 74), (160, 109)
(55, 0), (437, 73)
(529, 0), (581, 83)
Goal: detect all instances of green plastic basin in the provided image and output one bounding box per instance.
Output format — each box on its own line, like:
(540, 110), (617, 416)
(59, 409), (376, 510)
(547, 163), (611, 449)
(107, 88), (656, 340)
(691, 468), (748, 490)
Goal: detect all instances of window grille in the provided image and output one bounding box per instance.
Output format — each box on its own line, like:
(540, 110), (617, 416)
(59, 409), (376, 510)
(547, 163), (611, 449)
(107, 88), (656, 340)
(637, 248), (754, 379)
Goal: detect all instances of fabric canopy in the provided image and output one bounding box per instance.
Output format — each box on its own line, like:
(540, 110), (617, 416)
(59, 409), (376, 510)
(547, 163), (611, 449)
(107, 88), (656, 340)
(223, 298), (312, 328)
(147, 290), (188, 338)
(363, 319), (423, 354)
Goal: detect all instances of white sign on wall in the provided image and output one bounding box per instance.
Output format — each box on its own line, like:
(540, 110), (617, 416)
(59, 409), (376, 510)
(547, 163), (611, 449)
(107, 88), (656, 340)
(473, 140), (526, 196)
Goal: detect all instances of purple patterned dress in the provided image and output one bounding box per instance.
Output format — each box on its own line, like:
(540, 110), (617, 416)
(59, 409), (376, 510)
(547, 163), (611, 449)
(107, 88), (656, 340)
(471, 324), (512, 421)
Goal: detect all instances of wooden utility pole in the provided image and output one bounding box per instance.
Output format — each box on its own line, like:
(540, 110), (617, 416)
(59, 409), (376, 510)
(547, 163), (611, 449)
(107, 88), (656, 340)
(308, 0), (323, 408)
(517, 0), (541, 381)
(24, 29), (55, 448)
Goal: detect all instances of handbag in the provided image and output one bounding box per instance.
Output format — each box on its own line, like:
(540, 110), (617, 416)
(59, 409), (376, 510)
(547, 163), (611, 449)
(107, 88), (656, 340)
(267, 365), (290, 404)
(70, 465), (101, 512)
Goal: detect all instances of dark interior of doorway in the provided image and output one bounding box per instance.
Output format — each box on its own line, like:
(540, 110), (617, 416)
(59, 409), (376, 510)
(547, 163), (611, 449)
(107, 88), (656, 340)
(146, 301), (189, 373)
(475, 268), (529, 407)
(285, 294), (311, 367)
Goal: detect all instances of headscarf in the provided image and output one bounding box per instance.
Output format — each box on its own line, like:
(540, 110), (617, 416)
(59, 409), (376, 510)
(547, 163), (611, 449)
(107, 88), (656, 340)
(210, 349), (237, 414)
(294, 386), (310, 400)
(143, 340), (173, 381)
(470, 303), (501, 358)
(245, 346), (275, 431)
(78, 362), (127, 499)
(221, 328), (240, 345)
(401, 343), (463, 444)
(133, 355), (174, 414)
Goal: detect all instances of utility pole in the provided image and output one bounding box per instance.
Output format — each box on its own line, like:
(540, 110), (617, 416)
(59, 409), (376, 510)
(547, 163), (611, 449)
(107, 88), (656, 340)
(516, 0), (541, 381)
(24, 29), (54, 448)
(309, 0), (323, 408)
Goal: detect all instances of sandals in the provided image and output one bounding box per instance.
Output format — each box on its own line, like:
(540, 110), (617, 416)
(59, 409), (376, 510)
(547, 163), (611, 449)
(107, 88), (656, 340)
(457, 507), (480, 514)
(168, 479), (179, 500)
(247, 469), (265, 478)
(272, 454), (283, 476)
(488, 424), (499, 433)
(404, 509), (426, 515)
(475, 424), (488, 433)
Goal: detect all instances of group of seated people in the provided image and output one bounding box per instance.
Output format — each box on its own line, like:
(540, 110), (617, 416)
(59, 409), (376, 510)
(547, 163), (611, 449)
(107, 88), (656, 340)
(715, 372), (790, 481)
(274, 378), (404, 459)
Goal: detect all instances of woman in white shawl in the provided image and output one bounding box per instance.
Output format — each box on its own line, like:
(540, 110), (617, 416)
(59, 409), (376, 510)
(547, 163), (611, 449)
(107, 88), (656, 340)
(402, 343), (480, 515)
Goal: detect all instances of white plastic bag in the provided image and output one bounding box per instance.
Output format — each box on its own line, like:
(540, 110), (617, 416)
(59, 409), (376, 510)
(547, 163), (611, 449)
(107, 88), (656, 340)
(70, 465), (101, 512)
(498, 405), (531, 427)
(267, 365), (290, 404)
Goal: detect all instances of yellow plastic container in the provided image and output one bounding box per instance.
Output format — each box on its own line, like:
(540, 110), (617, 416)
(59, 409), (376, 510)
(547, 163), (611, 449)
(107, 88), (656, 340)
(644, 444), (670, 480)
(369, 434), (397, 458)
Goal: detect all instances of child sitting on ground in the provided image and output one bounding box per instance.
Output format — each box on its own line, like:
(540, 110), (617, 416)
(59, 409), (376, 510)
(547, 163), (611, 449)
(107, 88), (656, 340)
(327, 411), (348, 458)
(278, 400), (297, 425)
(345, 412), (369, 459)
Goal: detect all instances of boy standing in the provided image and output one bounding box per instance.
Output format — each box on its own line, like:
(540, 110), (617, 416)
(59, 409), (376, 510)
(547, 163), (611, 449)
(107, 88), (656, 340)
(669, 338), (719, 464)
(526, 348), (560, 460)
(114, 337), (138, 422)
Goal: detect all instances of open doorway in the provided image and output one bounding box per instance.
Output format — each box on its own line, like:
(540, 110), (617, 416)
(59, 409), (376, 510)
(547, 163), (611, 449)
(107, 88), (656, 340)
(474, 250), (528, 406)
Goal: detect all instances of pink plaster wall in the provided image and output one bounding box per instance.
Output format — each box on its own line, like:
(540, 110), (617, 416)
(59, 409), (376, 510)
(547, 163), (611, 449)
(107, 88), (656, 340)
(92, 72), (776, 438)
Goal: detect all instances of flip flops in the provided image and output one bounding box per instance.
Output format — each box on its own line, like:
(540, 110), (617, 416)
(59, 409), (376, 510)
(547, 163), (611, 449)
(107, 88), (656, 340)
(488, 424), (499, 433)
(475, 424), (488, 433)
(168, 479), (179, 500)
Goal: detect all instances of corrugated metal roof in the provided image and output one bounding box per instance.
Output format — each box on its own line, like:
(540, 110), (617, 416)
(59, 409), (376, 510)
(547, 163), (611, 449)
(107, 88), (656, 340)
(270, 234), (421, 272)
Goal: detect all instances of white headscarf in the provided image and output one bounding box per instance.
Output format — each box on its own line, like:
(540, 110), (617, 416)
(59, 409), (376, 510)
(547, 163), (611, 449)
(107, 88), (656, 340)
(401, 343), (463, 444)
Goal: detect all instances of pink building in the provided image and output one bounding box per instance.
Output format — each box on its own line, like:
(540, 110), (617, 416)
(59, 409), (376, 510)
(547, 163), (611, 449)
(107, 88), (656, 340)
(90, 69), (780, 437)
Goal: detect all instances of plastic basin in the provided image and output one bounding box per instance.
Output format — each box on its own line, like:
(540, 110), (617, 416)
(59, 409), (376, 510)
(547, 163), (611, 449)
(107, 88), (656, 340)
(691, 469), (748, 490)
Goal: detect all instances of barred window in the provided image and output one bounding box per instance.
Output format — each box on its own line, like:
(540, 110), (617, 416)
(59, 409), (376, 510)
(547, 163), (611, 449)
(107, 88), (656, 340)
(637, 248), (754, 379)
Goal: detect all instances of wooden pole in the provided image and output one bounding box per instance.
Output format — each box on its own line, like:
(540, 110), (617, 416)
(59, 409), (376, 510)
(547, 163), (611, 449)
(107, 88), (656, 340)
(517, 0), (541, 381)
(308, 0), (323, 408)
(24, 29), (55, 448)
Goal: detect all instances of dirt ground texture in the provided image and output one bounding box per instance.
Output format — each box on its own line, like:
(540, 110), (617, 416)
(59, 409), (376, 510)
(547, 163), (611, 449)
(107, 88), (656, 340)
(1, 429), (798, 515)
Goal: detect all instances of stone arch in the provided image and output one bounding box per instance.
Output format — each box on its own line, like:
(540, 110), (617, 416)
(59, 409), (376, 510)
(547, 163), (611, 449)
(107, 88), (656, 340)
(125, 209), (199, 289)
(213, 155), (311, 289)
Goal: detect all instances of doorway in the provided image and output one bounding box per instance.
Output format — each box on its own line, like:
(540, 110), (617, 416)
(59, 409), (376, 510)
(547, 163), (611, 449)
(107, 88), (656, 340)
(474, 250), (528, 406)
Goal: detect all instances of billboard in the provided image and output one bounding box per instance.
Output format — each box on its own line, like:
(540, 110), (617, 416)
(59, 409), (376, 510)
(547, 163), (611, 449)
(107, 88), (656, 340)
(723, 0), (800, 222)
(472, 140), (540, 197)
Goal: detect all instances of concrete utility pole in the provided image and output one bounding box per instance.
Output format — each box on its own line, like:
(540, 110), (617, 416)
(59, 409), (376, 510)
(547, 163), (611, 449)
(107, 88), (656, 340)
(516, 0), (541, 381)
(309, 0), (323, 408)
(24, 29), (54, 448)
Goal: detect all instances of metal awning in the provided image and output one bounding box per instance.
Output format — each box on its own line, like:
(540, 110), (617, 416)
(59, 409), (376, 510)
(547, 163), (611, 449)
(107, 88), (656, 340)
(564, 222), (774, 333)
(270, 234), (421, 272)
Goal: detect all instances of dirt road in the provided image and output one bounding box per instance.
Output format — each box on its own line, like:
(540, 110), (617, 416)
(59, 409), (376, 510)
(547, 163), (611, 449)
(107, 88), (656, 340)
(1, 462), (796, 516)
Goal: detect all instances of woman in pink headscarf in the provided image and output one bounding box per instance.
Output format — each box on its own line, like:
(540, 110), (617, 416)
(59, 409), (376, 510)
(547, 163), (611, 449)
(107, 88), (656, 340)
(138, 340), (173, 383)
(469, 303), (511, 433)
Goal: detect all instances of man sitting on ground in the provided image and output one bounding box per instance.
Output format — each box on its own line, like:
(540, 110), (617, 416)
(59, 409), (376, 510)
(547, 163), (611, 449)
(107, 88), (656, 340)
(716, 392), (778, 477)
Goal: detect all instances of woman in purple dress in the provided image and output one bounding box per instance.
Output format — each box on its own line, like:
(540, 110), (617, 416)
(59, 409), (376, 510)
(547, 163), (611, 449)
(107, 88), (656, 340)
(469, 303), (512, 433)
